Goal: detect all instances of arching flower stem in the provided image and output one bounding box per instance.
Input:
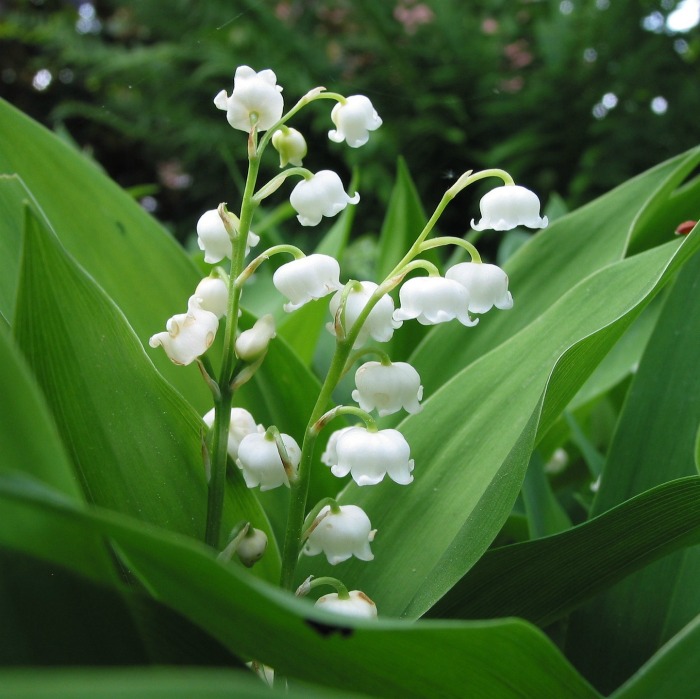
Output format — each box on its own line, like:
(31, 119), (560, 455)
(235, 244), (305, 287)
(418, 236), (482, 263)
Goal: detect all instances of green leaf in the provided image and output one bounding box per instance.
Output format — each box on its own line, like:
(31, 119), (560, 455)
(521, 451), (571, 538)
(566, 239), (700, 693)
(426, 477), (700, 626)
(0, 98), (209, 412)
(410, 146), (700, 395)
(0, 475), (601, 699)
(12, 205), (279, 580)
(300, 229), (699, 618)
(611, 615), (700, 699)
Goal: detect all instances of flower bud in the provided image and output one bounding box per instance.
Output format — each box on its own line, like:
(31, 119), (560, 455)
(194, 277), (229, 318)
(328, 95), (382, 148)
(214, 66), (284, 133)
(235, 527), (268, 567)
(328, 426), (414, 486)
(149, 296), (218, 366)
(303, 505), (376, 565)
(235, 314), (276, 361)
(272, 127), (307, 167)
(327, 281), (400, 348)
(196, 209), (260, 264)
(290, 170), (360, 227)
(236, 431), (301, 491)
(203, 407), (263, 461)
(352, 361), (423, 416)
(273, 254), (342, 312)
(393, 276), (477, 327)
(315, 590), (377, 619)
(445, 262), (513, 313)
(471, 184), (547, 231)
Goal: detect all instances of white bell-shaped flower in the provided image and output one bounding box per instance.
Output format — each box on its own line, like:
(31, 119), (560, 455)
(236, 431), (301, 491)
(327, 281), (401, 348)
(272, 127), (307, 167)
(235, 527), (268, 568)
(196, 209), (260, 264)
(393, 276), (477, 327)
(273, 254), (343, 312)
(328, 95), (383, 148)
(203, 407), (264, 461)
(149, 296), (218, 366)
(471, 184), (548, 231)
(235, 314), (276, 361)
(329, 426), (414, 486)
(303, 505), (376, 565)
(320, 427), (355, 468)
(214, 66), (283, 132)
(315, 590), (377, 619)
(352, 361), (423, 417)
(194, 277), (229, 318)
(290, 170), (360, 227)
(445, 262), (513, 313)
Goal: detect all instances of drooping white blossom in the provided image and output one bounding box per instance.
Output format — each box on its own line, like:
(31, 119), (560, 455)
(445, 262), (513, 313)
(327, 281), (400, 348)
(352, 361), (423, 417)
(214, 66), (284, 132)
(471, 184), (548, 231)
(328, 426), (414, 486)
(235, 527), (268, 568)
(149, 296), (218, 366)
(235, 314), (276, 361)
(290, 170), (360, 227)
(194, 277), (229, 318)
(320, 427), (355, 468)
(236, 431), (301, 491)
(196, 209), (260, 264)
(273, 254), (343, 312)
(393, 276), (477, 327)
(203, 407), (264, 461)
(328, 95), (382, 148)
(315, 590), (378, 619)
(272, 126), (307, 167)
(303, 505), (376, 565)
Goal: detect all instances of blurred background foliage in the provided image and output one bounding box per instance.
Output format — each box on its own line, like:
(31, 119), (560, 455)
(2, 0), (699, 249)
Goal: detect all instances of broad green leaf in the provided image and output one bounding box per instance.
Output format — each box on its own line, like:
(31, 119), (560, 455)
(426, 477), (700, 626)
(611, 615), (700, 699)
(0, 99), (210, 413)
(410, 146), (700, 395)
(0, 176), (26, 325)
(0, 475), (601, 699)
(12, 205), (279, 579)
(521, 451), (571, 538)
(299, 229), (699, 618)
(0, 547), (238, 668)
(0, 669), (368, 699)
(566, 241), (700, 693)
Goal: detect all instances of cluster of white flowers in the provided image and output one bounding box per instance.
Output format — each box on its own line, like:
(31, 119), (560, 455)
(148, 65), (548, 620)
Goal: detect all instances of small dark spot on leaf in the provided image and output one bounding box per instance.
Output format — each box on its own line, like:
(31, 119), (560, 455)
(305, 618), (354, 638)
(116, 221), (126, 236)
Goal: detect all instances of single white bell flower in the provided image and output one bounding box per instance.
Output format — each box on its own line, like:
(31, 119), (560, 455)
(327, 281), (401, 348)
(273, 254), (343, 312)
(203, 407), (264, 461)
(445, 262), (513, 313)
(149, 296), (218, 366)
(235, 314), (276, 361)
(471, 184), (548, 231)
(214, 66), (284, 132)
(320, 427), (355, 468)
(393, 276), (477, 327)
(303, 505), (376, 565)
(315, 590), (377, 619)
(196, 209), (260, 264)
(328, 95), (382, 148)
(194, 277), (229, 318)
(235, 527), (268, 568)
(329, 426), (414, 486)
(352, 361), (423, 416)
(236, 431), (301, 491)
(272, 127), (307, 167)
(290, 170), (360, 227)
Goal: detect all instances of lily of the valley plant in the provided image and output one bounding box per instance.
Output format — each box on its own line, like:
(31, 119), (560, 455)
(149, 65), (547, 620)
